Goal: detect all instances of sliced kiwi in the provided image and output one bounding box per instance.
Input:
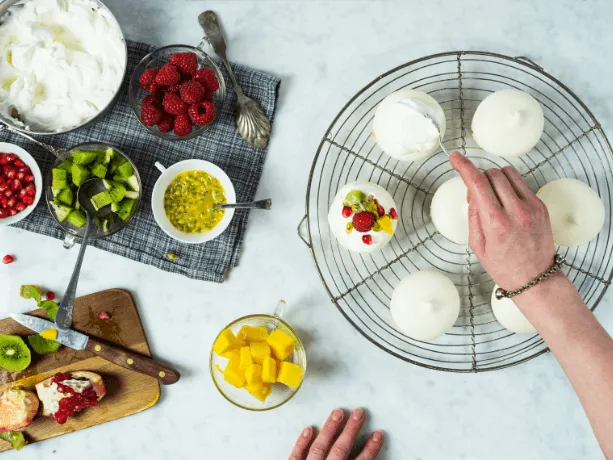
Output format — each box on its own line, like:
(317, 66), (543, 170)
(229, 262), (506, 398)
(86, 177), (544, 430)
(0, 431), (25, 451)
(28, 334), (60, 354)
(0, 335), (31, 372)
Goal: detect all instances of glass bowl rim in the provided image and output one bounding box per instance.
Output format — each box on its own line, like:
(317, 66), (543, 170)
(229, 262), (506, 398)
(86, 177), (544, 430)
(209, 313), (307, 412)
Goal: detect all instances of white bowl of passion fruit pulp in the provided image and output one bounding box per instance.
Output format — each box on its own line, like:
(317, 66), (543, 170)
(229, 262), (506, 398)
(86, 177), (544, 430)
(152, 159), (236, 244)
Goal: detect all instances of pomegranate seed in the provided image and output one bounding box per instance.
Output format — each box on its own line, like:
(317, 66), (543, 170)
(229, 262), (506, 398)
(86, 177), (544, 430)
(342, 206), (352, 218)
(389, 208), (398, 220)
(2, 255), (15, 264)
(13, 159), (24, 168)
(18, 188), (27, 199)
(0, 153), (7, 165)
(377, 205), (385, 216)
(22, 195), (33, 206)
(0, 209), (8, 218)
(6, 153), (16, 163)
(23, 175), (34, 184)
(98, 311), (111, 321)
(46, 291), (56, 301)
(4, 189), (13, 198)
(0, 182), (7, 192)
(0, 198), (6, 208)
(14, 201), (25, 212)
(3, 166), (15, 179)
(16, 171), (25, 181)
(6, 197), (16, 208)
(362, 235), (373, 245)
(25, 184), (35, 197)
(8, 209), (16, 216)
(10, 179), (22, 192)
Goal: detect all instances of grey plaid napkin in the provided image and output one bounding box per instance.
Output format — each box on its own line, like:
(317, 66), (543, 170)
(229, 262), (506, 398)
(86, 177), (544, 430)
(7, 41), (281, 283)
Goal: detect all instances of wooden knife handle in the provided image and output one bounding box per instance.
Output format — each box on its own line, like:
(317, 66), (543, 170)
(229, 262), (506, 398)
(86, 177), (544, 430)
(85, 337), (180, 385)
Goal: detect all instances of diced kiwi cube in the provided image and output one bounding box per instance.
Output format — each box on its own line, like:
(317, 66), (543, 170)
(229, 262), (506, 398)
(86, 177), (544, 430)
(57, 187), (73, 206)
(51, 168), (68, 194)
(71, 150), (98, 165)
(117, 198), (136, 221)
(66, 210), (86, 228)
(91, 163), (108, 179)
(53, 204), (73, 222)
(90, 190), (112, 211)
(111, 201), (120, 213)
(110, 156), (126, 174)
(102, 179), (113, 190)
(71, 164), (90, 186)
(126, 175), (140, 192)
(104, 148), (114, 165)
(117, 161), (134, 178)
(124, 190), (139, 200)
(56, 158), (73, 173)
(109, 183), (126, 203)
(112, 174), (127, 183)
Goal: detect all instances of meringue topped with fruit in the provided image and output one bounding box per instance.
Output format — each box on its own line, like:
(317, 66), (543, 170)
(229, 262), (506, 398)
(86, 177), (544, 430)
(328, 181), (398, 253)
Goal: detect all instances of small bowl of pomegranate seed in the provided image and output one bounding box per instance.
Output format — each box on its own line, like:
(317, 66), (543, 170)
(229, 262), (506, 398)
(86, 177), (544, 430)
(0, 143), (42, 225)
(128, 45), (226, 141)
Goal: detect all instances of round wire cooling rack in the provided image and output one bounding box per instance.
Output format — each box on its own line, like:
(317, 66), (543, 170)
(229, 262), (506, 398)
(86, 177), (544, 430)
(299, 51), (613, 373)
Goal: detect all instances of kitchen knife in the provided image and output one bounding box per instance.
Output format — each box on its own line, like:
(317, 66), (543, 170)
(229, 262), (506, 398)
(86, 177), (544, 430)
(10, 313), (180, 385)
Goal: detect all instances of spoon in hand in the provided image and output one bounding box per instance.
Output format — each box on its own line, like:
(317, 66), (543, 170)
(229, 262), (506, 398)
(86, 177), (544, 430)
(54, 178), (106, 329)
(199, 11), (272, 149)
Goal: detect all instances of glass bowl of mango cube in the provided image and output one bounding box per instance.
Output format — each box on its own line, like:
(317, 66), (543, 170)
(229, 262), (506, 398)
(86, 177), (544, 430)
(210, 313), (306, 411)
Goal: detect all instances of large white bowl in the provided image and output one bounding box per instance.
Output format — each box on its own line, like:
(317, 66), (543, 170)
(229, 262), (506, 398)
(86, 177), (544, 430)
(152, 159), (236, 244)
(0, 142), (42, 226)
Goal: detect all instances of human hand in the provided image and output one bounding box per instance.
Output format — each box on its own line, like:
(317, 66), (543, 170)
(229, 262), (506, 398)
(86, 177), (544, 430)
(289, 408), (384, 460)
(449, 152), (557, 292)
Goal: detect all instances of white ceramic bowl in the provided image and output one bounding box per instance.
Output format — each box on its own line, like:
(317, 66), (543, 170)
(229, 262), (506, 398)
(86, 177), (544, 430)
(0, 142), (42, 226)
(152, 159), (236, 244)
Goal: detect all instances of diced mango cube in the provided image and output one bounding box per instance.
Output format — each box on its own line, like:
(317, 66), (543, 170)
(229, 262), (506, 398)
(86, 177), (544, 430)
(245, 363), (262, 385)
(262, 357), (278, 383)
(223, 359), (245, 388)
(250, 341), (271, 363)
(221, 348), (240, 361)
(245, 382), (272, 402)
(239, 346), (253, 370)
(277, 361), (303, 388)
(266, 329), (296, 360)
(213, 329), (240, 355)
(238, 325), (269, 341)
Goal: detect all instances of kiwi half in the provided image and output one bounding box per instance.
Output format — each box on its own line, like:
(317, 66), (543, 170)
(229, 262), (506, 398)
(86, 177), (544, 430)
(0, 335), (31, 372)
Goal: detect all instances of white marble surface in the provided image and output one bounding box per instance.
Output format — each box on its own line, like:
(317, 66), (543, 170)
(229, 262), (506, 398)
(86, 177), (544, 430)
(1, 0), (613, 458)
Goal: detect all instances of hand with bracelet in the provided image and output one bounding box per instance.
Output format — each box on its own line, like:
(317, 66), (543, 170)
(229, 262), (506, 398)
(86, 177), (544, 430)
(450, 151), (613, 458)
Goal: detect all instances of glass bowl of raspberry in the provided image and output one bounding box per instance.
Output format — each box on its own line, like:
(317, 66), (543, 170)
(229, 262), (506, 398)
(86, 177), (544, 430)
(129, 45), (226, 141)
(0, 142), (42, 225)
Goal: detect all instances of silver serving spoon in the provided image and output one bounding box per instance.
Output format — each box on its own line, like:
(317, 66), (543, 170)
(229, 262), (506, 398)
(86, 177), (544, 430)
(423, 113), (448, 156)
(199, 11), (271, 149)
(54, 178), (106, 329)
(217, 199), (272, 210)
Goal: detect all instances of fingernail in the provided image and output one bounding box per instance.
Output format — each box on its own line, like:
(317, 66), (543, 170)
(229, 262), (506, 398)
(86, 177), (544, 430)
(332, 408), (344, 422)
(373, 431), (383, 442)
(302, 427), (312, 438)
(352, 408), (364, 421)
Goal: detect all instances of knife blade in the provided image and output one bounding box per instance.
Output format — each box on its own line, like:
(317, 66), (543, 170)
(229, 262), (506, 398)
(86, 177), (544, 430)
(10, 313), (180, 385)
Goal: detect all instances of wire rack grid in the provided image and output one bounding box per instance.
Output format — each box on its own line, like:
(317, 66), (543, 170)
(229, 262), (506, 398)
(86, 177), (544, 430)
(300, 51), (613, 373)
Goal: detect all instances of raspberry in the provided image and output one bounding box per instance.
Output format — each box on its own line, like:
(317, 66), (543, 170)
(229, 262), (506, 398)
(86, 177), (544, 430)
(193, 68), (219, 92)
(157, 114), (174, 133)
(169, 52), (198, 76)
(155, 63), (181, 86)
(2, 254), (15, 264)
(141, 95), (163, 126)
(46, 291), (56, 301)
(179, 80), (205, 104)
(342, 206), (352, 218)
(161, 84), (180, 94)
(139, 68), (159, 88)
(389, 208), (398, 220)
(98, 311), (111, 321)
(162, 92), (187, 115)
(187, 101), (215, 126)
(173, 114), (193, 137)
(143, 83), (160, 95)
(362, 235), (373, 245)
(352, 212), (376, 233)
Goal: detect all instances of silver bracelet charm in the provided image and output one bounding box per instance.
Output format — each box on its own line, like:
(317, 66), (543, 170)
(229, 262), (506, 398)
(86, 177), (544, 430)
(495, 254), (566, 300)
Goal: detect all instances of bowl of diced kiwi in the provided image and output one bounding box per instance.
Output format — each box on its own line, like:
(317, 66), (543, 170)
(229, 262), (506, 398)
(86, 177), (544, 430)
(45, 142), (141, 239)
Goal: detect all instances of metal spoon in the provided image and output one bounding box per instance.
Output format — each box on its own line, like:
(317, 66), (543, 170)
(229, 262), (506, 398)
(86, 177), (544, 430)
(199, 11), (272, 149)
(217, 199), (272, 210)
(54, 178), (106, 329)
(424, 113), (449, 156)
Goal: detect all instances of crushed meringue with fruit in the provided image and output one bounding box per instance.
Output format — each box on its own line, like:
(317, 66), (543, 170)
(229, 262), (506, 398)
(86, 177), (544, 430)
(0, 0), (126, 132)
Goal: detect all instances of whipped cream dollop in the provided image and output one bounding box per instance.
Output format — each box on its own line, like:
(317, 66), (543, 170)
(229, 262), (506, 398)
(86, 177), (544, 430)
(373, 88), (446, 162)
(0, 0), (126, 132)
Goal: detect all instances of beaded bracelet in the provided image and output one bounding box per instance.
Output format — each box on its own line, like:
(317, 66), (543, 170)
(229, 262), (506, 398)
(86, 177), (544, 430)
(494, 254), (565, 300)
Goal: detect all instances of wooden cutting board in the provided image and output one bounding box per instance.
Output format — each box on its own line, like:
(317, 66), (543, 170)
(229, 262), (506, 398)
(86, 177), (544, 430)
(0, 289), (160, 452)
